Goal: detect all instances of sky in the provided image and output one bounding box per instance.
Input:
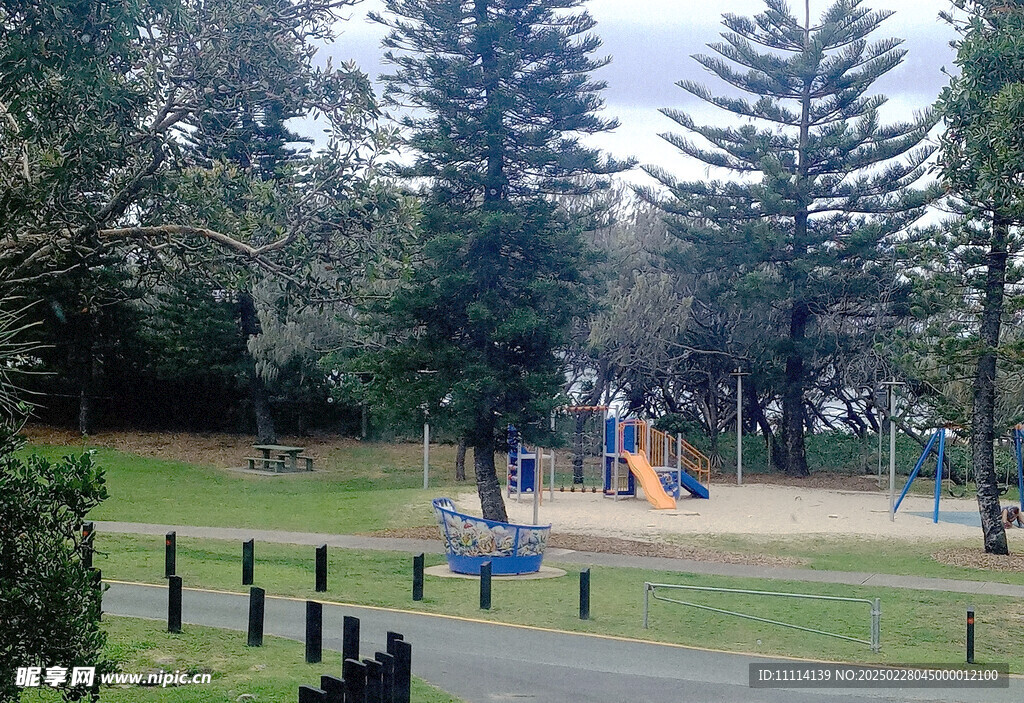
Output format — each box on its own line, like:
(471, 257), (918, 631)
(315, 0), (959, 188)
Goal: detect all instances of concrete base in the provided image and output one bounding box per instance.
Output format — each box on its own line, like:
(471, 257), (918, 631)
(425, 564), (567, 580)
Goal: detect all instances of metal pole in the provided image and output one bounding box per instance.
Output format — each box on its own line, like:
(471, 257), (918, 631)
(533, 452), (540, 525)
(643, 583), (650, 629)
(880, 380), (903, 521)
(967, 606), (975, 663)
(872, 598), (881, 653)
(676, 433), (682, 493)
(422, 421), (430, 490)
(613, 417), (619, 502)
(549, 449), (555, 502)
(737, 372), (744, 485)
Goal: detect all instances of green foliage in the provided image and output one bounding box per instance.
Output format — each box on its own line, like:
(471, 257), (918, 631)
(0, 427), (109, 702)
(364, 0), (630, 473)
(644, 0), (937, 475)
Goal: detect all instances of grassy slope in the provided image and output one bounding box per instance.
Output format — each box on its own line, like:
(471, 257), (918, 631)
(96, 533), (1024, 672)
(19, 616), (460, 703)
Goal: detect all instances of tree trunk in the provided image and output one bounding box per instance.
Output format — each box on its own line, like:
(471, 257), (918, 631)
(745, 376), (784, 472)
(972, 215), (1009, 555)
(473, 444), (507, 522)
(455, 437), (467, 481)
(78, 314), (98, 436)
(238, 291), (277, 445)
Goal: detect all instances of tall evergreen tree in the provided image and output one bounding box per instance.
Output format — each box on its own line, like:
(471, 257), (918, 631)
(369, 0), (629, 520)
(930, 0), (1024, 554)
(643, 0), (936, 475)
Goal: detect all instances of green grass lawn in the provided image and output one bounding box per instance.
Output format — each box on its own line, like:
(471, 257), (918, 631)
(24, 443), (471, 534)
(94, 533), (1024, 672)
(666, 532), (1024, 586)
(18, 615), (460, 703)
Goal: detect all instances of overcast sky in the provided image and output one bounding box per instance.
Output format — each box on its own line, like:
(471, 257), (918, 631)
(315, 0), (958, 187)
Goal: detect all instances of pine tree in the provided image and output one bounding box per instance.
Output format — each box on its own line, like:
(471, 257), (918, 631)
(368, 0), (630, 520)
(931, 0), (1024, 554)
(643, 0), (936, 475)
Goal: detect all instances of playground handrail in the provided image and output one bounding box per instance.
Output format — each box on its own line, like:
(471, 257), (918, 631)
(643, 582), (881, 653)
(623, 420), (710, 487)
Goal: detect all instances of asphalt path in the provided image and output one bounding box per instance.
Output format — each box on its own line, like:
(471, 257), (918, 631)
(105, 581), (1020, 703)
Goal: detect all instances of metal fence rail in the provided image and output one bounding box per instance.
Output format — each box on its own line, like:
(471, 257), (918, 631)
(643, 582), (880, 652)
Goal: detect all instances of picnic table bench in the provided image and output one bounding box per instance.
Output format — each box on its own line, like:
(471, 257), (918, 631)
(247, 445), (313, 473)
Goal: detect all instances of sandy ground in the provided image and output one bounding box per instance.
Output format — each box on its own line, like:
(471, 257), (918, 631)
(468, 484), (986, 541)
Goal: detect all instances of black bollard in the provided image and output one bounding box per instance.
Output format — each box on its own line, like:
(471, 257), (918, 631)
(315, 544), (328, 592)
(967, 607), (975, 664)
(298, 685), (326, 703)
(82, 522), (94, 570)
(247, 587), (265, 647)
(305, 601), (322, 664)
(479, 561), (492, 610)
(374, 652), (395, 703)
(242, 539), (254, 585)
(579, 568), (591, 620)
(168, 575), (182, 633)
(342, 615), (360, 664)
(363, 658), (383, 703)
(412, 554), (424, 601)
(385, 631), (403, 656)
(343, 659), (366, 703)
(320, 675), (344, 703)
(92, 569), (102, 621)
(392, 640), (412, 703)
(165, 531), (176, 578)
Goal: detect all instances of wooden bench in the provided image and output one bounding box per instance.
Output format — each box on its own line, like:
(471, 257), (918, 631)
(246, 457), (287, 472)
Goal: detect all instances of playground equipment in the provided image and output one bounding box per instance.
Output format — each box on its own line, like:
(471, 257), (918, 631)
(604, 417), (710, 508)
(506, 425), (554, 501)
(432, 498), (550, 575)
(896, 427), (1024, 522)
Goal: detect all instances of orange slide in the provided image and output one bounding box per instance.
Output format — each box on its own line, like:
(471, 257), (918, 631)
(621, 451), (676, 510)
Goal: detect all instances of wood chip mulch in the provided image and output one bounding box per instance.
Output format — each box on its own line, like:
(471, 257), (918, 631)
(365, 526), (806, 568)
(933, 547), (1024, 572)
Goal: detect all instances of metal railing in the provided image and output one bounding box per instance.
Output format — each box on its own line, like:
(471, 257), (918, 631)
(644, 582), (880, 653)
(619, 420), (710, 486)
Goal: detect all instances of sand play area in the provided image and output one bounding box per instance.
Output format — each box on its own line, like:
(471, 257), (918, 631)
(464, 484), (988, 542)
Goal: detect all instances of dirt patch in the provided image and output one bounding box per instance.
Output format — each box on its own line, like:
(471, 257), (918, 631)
(366, 526), (806, 567)
(724, 471), (887, 492)
(933, 547), (1024, 572)
(22, 424), (355, 468)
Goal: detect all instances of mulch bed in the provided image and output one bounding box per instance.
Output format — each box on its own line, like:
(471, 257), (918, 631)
(932, 547), (1024, 572)
(366, 526), (806, 568)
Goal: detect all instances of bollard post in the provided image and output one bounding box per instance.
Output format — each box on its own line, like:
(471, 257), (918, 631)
(315, 544), (327, 592)
(386, 631), (403, 656)
(165, 531), (176, 578)
(374, 652), (395, 703)
(392, 640), (412, 703)
(82, 522), (94, 570)
(343, 659), (366, 703)
(92, 569), (102, 621)
(305, 601), (322, 664)
(363, 658), (383, 703)
(167, 575), (182, 633)
(247, 587), (265, 647)
(579, 568), (591, 620)
(412, 554), (424, 601)
(479, 561), (491, 610)
(298, 685), (326, 703)
(343, 615), (360, 664)
(967, 606), (975, 664)
(242, 539), (254, 585)
(320, 675), (344, 703)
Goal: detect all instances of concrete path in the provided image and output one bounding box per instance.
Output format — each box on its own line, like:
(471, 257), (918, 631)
(105, 582), (1020, 703)
(97, 521), (1024, 598)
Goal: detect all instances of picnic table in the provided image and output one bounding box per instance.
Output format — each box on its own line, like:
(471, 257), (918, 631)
(250, 445), (313, 472)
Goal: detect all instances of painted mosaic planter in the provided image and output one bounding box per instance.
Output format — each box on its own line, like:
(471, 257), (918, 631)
(432, 497), (550, 575)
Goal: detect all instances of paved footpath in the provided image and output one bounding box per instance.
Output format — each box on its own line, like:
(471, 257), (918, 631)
(106, 582), (1021, 703)
(98, 521), (1024, 597)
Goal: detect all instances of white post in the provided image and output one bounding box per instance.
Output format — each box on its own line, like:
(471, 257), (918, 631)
(881, 380), (903, 521)
(533, 450), (540, 525)
(663, 433), (669, 470)
(645, 421), (652, 462)
(422, 421), (430, 490)
(549, 449), (555, 502)
(732, 369), (748, 486)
